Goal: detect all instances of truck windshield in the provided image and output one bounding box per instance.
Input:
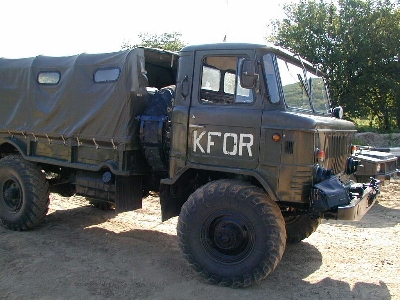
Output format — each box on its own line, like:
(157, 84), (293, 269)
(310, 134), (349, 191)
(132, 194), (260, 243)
(263, 54), (330, 114)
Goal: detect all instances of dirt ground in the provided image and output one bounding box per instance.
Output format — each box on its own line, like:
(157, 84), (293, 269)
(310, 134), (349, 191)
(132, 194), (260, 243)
(355, 132), (400, 148)
(0, 177), (399, 300)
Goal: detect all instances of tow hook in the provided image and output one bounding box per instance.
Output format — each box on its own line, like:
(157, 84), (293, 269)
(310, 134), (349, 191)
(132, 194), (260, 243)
(367, 177), (380, 205)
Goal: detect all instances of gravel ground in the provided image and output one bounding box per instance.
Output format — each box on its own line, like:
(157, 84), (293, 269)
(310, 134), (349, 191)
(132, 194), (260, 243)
(0, 179), (399, 300)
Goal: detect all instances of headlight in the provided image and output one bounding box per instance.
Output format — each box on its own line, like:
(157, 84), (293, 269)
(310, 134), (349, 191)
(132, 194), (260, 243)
(376, 163), (381, 173)
(332, 106), (344, 119)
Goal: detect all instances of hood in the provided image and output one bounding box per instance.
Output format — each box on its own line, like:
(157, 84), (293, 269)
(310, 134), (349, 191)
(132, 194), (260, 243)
(263, 111), (356, 132)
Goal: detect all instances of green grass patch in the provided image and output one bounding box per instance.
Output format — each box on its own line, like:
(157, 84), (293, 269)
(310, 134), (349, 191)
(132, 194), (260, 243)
(352, 118), (400, 134)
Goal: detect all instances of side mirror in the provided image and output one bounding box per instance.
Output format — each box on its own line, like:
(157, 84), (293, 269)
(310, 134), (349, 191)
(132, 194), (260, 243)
(240, 60), (258, 89)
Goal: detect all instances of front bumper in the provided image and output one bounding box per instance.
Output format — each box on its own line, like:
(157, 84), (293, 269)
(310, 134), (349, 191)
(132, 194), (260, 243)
(337, 180), (379, 220)
(312, 177), (380, 221)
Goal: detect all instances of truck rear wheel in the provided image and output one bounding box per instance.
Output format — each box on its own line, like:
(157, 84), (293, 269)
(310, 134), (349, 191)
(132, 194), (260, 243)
(285, 215), (321, 243)
(0, 155), (49, 230)
(177, 179), (286, 288)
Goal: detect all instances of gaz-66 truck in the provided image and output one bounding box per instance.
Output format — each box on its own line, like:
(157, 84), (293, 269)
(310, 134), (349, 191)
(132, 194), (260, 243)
(0, 43), (379, 287)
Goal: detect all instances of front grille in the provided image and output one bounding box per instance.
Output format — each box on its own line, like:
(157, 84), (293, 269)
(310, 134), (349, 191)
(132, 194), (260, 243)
(324, 133), (351, 173)
(385, 160), (398, 173)
(328, 134), (348, 157)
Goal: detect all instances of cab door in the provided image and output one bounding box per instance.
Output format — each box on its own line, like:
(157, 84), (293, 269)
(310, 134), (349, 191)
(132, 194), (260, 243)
(187, 50), (262, 169)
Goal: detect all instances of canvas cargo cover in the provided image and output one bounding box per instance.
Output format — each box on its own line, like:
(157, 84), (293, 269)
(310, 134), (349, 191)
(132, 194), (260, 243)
(0, 48), (159, 147)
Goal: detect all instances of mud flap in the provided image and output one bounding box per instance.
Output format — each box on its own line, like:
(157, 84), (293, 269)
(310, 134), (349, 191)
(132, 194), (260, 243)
(115, 176), (143, 212)
(160, 181), (191, 222)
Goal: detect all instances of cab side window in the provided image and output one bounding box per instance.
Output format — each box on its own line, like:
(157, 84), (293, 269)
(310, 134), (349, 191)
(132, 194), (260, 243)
(200, 56), (253, 104)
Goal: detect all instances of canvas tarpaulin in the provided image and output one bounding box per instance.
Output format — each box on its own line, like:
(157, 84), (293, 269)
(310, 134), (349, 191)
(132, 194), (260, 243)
(0, 48), (147, 147)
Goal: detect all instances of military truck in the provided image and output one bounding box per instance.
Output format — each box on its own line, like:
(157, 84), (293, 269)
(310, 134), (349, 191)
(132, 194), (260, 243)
(352, 146), (398, 184)
(0, 43), (379, 288)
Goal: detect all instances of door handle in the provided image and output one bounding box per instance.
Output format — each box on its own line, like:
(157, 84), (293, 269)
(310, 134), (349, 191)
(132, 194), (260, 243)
(178, 75), (189, 99)
(189, 124), (205, 128)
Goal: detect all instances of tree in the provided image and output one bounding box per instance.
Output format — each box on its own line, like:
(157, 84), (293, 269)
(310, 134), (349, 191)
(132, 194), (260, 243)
(269, 0), (400, 132)
(121, 32), (186, 52)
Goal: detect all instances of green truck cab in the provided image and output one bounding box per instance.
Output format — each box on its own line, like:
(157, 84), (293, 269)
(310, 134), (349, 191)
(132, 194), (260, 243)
(0, 43), (379, 287)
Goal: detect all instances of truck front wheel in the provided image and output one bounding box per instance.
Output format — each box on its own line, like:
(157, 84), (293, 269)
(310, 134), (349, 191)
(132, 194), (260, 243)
(0, 155), (49, 230)
(177, 179), (286, 288)
(285, 215), (321, 243)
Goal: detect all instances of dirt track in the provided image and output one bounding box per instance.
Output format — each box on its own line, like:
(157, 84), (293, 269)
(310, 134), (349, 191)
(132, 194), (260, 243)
(0, 179), (399, 300)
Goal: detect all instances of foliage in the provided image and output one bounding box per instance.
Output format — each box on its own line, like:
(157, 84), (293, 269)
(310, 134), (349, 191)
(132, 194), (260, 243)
(121, 32), (186, 52)
(353, 118), (380, 132)
(268, 0), (400, 132)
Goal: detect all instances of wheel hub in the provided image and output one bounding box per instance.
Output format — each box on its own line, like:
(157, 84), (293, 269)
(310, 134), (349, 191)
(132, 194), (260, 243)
(214, 220), (244, 250)
(2, 180), (22, 212)
(202, 212), (254, 263)
(4, 187), (20, 201)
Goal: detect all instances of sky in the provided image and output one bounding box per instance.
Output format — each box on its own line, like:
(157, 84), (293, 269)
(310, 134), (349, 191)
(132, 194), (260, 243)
(0, 0), (291, 58)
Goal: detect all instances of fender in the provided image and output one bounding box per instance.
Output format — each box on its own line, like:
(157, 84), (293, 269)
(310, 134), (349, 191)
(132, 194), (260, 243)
(0, 136), (28, 156)
(160, 162), (278, 202)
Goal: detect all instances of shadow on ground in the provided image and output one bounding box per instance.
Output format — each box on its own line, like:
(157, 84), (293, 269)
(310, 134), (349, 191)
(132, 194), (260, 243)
(0, 202), (393, 300)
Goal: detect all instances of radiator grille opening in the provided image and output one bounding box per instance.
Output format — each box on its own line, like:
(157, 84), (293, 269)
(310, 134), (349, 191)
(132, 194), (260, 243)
(285, 141), (294, 154)
(325, 134), (350, 173)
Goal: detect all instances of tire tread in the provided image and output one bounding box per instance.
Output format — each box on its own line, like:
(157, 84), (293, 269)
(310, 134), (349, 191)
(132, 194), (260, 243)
(177, 179), (286, 288)
(0, 155), (49, 231)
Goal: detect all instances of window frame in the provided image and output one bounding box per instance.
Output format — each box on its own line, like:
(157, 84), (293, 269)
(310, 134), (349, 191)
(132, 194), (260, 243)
(261, 53), (281, 105)
(37, 71), (61, 85)
(93, 67), (121, 83)
(199, 55), (255, 105)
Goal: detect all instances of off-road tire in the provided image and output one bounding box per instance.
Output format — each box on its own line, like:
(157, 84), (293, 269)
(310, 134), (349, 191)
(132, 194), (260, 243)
(0, 155), (49, 230)
(177, 179), (286, 288)
(285, 215), (321, 244)
(142, 86), (175, 172)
